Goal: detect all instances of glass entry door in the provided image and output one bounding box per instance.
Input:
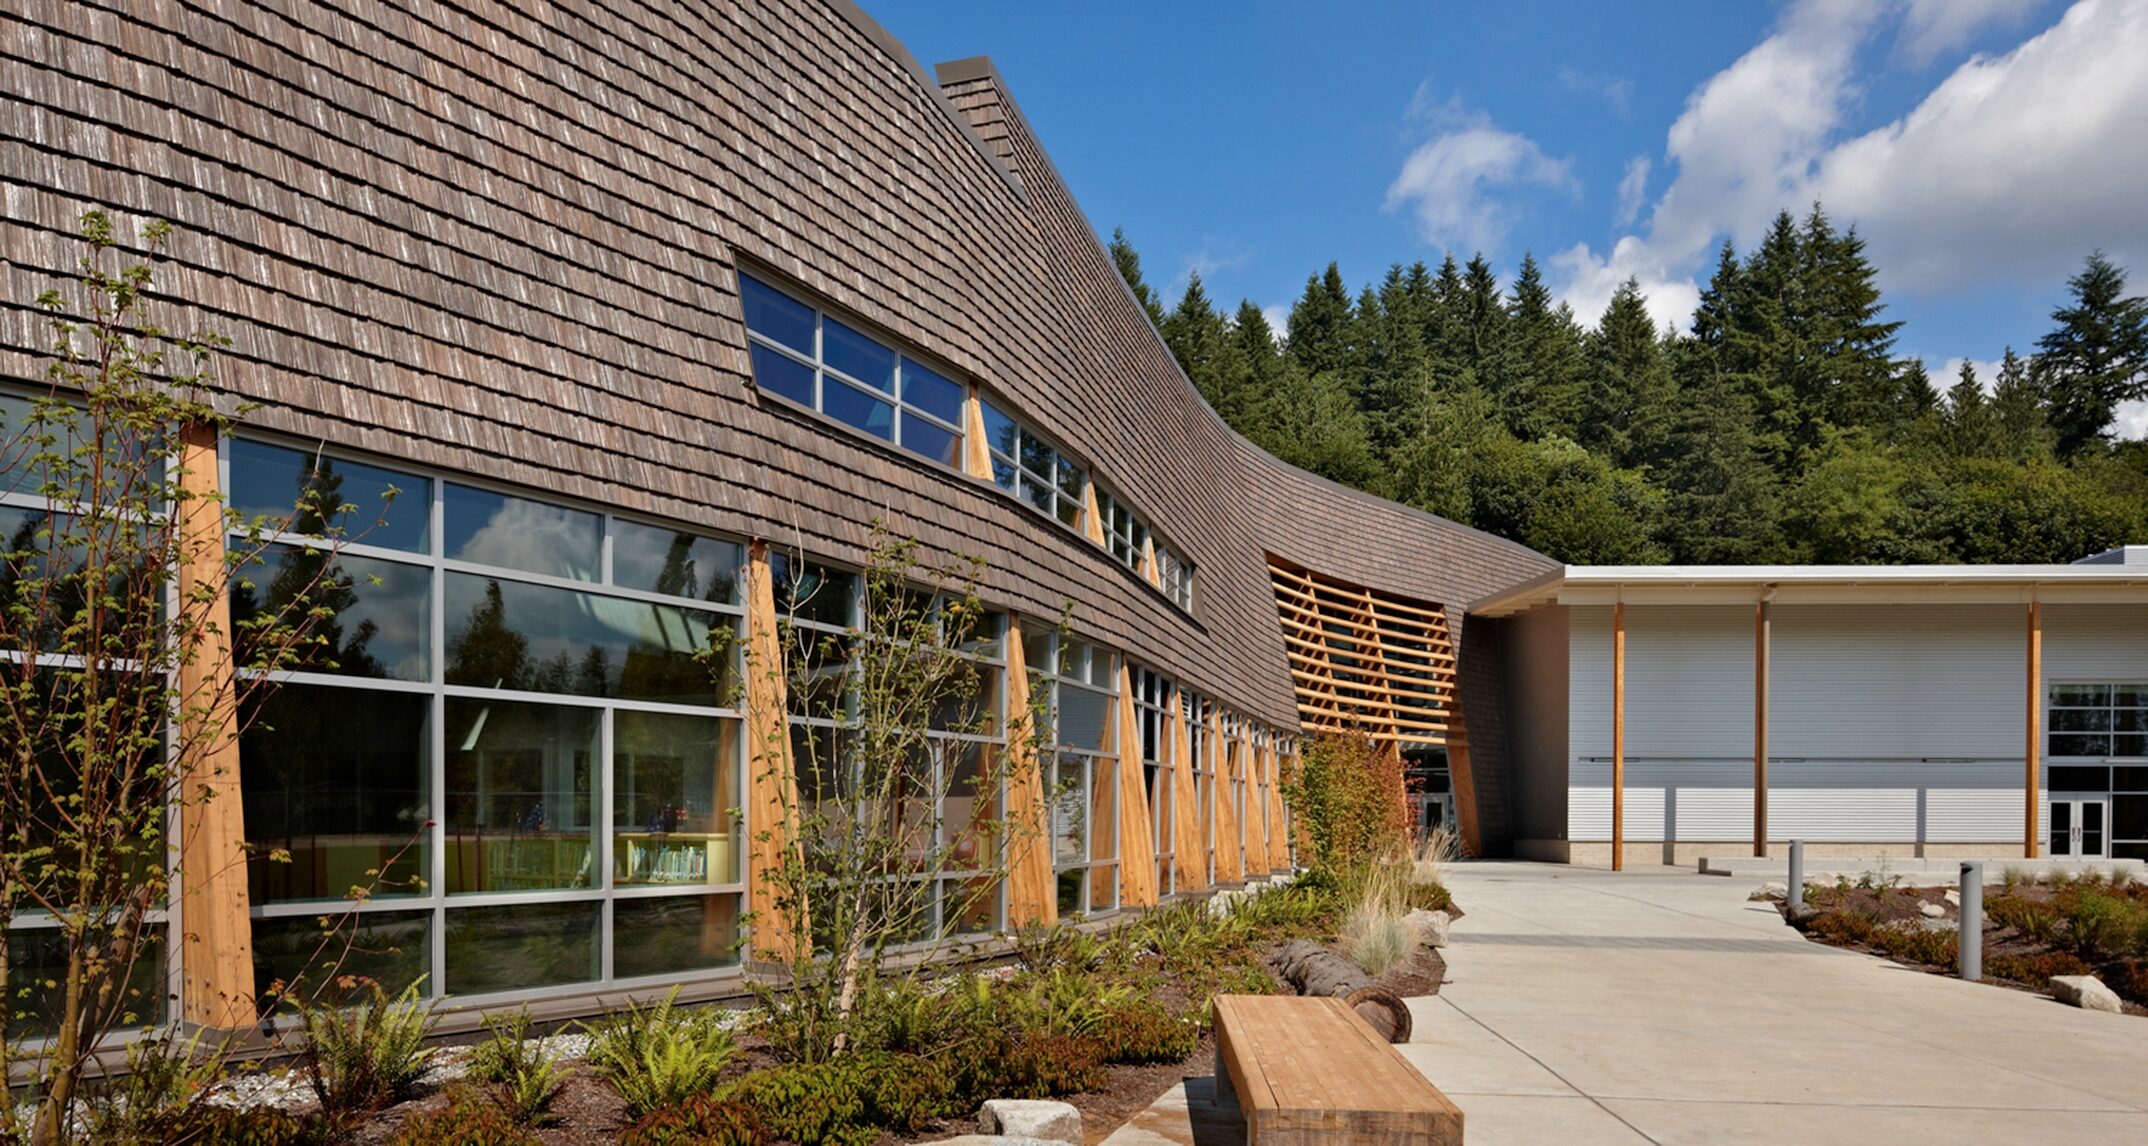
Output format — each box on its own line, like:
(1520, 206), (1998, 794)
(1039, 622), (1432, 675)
(2050, 798), (2108, 859)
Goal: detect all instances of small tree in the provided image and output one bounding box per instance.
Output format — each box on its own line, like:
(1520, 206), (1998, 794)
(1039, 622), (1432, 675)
(1279, 732), (1409, 887)
(748, 533), (1050, 1063)
(0, 213), (380, 1143)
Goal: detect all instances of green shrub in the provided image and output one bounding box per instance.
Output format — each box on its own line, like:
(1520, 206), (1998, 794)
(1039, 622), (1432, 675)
(387, 1088), (539, 1146)
(463, 1007), (564, 1124)
(157, 1105), (324, 1146)
(84, 1030), (227, 1144)
(1012, 967), (1134, 1039)
(296, 977), (441, 1117)
(1095, 1002), (1200, 1065)
(1987, 950), (2093, 987)
(582, 988), (741, 1118)
(1279, 733), (1409, 883)
(619, 1095), (768, 1146)
(1869, 922), (1959, 967)
(719, 1051), (958, 1145)
(1407, 880), (1454, 914)
(2063, 888), (2148, 959)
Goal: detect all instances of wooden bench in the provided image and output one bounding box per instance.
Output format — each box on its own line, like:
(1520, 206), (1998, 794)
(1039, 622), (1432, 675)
(1213, 994), (1464, 1144)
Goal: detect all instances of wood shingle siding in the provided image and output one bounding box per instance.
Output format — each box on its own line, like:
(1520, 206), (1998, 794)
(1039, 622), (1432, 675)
(0, 0), (1553, 746)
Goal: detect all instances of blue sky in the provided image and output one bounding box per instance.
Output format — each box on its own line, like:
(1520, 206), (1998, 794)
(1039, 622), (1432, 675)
(872, 0), (2148, 434)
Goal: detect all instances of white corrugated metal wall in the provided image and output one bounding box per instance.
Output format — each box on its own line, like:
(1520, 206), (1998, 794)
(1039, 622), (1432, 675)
(1563, 603), (2079, 845)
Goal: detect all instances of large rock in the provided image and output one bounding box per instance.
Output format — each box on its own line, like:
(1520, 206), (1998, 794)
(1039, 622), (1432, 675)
(1750, 882), (1788, 902)
(1919, 901), (1946, 918)
(977, 1099), (1082, 1144)
(2050, 975), (2123, 1013)
(1404, 908), (1452, 948)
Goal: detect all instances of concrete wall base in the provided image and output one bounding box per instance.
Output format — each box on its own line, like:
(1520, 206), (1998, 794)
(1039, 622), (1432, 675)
(1556, 840), (2043, 869)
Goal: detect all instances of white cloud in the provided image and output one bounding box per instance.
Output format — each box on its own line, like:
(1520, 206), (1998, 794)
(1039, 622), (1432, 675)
(1558, 66), (1635, 118)
(1615, 156), (1651, 226)
(1259, 303), (1291, 343)
(1174, 239), (1252, 294)
(1386, 91), (1575, 255)
(2116, 400), (2148, 440)
(1809, 0), (2148, 292)
(1898, 0), (2047, 64)
(1549, 237), (1700, 332)
(1552, 0), (2148, 338)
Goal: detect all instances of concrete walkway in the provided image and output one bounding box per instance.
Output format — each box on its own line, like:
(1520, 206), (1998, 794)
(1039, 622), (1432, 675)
(1402, 861), (2148, 1145)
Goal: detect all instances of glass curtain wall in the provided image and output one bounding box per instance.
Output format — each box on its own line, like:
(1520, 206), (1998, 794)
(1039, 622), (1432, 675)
(1134, 666), (1175, 897)
(0, 392), (171, 1036)
(1025, 627), (1121, 917)
(775, 554), (1008, 940)
(1184, 688), (1214, 885)
(227, 438), (746, 1006)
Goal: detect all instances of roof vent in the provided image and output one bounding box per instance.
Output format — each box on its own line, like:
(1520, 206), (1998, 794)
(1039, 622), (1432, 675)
(2073, 545), (2148, 565)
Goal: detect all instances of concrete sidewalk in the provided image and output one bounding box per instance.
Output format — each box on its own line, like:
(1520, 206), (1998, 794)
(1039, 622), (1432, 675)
(1401, 861), (2148, 1145)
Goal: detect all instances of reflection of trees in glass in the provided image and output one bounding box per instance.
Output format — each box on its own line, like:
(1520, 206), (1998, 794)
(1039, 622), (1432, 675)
(231, 463), (390, 677)
(446, 579), (531, 689)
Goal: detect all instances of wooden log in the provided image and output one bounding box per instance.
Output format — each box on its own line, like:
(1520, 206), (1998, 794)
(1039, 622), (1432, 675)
(1275, 939), (1413, 1043)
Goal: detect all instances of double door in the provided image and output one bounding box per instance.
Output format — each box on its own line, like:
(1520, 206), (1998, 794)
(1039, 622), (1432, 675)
(2050, 797), (2108, 859)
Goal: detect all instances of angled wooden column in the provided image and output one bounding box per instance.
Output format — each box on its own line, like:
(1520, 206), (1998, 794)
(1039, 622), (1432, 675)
(1081, 483), (1106, 546)
(2026, 600), (2043, 859)
(1169, 694), (1206, 892)
(175, 422), (254, 1028)
(1001, 615), (1056, 926)
(1114, 661), (1158, 908)
(743, 540), (802, 961)
(1446, 690), (1482, 858)
(1212, 710), (1244, 884)
(961, 388), (994, 481)
(1612, 602), (1627, 873)
(1754, 598), (1771, 858)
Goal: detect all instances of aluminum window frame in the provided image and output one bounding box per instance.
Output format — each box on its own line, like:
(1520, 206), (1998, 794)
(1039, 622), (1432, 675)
(221, 435), (753, 1007)
(739, 273), (969, 469)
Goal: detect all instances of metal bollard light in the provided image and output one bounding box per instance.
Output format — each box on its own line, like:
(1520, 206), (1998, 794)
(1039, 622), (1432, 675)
(1787, 839), (1804, 910)
(1959, 861), (1983, 981)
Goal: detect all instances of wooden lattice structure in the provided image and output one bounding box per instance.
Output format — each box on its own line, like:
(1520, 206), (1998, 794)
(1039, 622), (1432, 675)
(1266, 559), (1457, 746)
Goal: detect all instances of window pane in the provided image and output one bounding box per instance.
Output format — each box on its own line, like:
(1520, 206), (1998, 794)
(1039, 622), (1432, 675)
(233, 546), (430, 681)
(902, 361), (966, 424)
(1053, 760), (1087, 867)
(612, 520), (740, 605)
(941, 876), (1001, 935)
(749, 343), (816, 406)
(0, 391), (28, 490)
(252, 910), (429, 1007)
(899, 417), (961, 467)
(6, 926), (165, 1039)
(1020, 474), (1055, 515)
(824, 379), (895, 441)
(1019, 430), (1053, 474)
(613, 894), (740, 979)
(615, 712), (741, 887)
(444, 573), (729, 705)
(770, 554), (855, 628)
(2115, 685), (2148, 708)
(1055, 492), (1083, 528)
(991, 458), (1016, 491)
(443, 698), (597, 894)
(2052, 708), (2113, 733)
(1058, 686), (1113, 751)
(2051, 683), (2111, 706)
(1056, 868), (1085, 918)
(739, 274), (814, 354)
(242, 684), (430, 904)
(444, 484), (602, 580)
(445, 900), (599, 994)
(2050, 733), (2110, 757)
(228, 439), (430, 553)
(822, 319), (894, 393)
(944, 741), (998, 868)
(981, 400), (1018, 458)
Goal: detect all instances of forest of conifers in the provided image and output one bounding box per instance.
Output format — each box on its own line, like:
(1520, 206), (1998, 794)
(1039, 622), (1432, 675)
(1111, 206), (2148, 566)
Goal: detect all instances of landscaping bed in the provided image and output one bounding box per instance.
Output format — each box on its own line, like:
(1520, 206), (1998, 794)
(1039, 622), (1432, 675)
(1778, 869), (2148, 1015)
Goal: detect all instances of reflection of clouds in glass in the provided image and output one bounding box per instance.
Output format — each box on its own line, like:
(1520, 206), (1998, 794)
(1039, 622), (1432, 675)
(444, 572), (716, 704)
(450, 492), (599, 580)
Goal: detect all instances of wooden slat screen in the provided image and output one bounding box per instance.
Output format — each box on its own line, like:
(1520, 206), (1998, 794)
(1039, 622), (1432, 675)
(1266, 558), (1457, 746)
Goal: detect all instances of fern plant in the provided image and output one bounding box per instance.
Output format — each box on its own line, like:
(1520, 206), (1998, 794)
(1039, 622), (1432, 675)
(296, 977), (442, 1117)
(582, 988), (739, 1117)
(463, 1007), (565, 1124)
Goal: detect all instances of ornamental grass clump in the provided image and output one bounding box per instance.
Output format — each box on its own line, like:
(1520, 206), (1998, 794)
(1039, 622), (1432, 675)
(1339, 858), (1422, 976)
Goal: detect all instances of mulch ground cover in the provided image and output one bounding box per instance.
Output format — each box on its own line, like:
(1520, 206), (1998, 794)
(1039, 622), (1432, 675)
(1781, 877), (2148, 1016)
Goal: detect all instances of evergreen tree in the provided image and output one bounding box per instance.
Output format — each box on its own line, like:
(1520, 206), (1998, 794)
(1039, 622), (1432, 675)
(1799, 209), (1902, 436)
(1991, 347), (2056, 460)
(2032, 251), (2148, 456)
(1160, 273), (1234, 405)
(1502, 253), (1587, 440)
(1109, 226), (1166, 329)
(1212, 299), (1284, 426)
(1286, 263), (1355, 378)
(1458, 254), (1509, 393)
(1894, 359), (1939, 421)
(1940, 360), (2000, 458)
(1582, 278), (1675, 468)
